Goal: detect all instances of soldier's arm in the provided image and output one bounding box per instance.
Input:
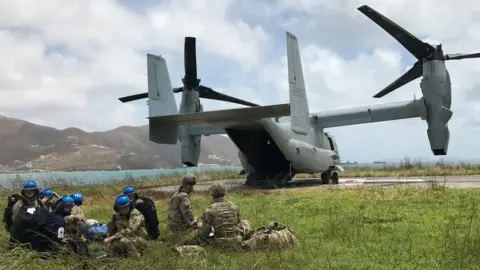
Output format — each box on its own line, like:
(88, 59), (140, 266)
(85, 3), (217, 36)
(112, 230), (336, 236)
(11, 200), (23, 220)
(179, 195), (197, 228)
(197, 208), (212, 239)
(106, 214), (117, 238)
(64, 206), (86, 223)
(116, 212), (145, 238)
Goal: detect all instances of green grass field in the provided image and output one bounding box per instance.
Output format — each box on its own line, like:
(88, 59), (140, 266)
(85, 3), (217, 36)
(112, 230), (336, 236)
(1, 164), (480, 269)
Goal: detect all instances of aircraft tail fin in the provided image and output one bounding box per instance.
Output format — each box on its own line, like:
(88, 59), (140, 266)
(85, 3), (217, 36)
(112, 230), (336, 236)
(286, 32), (310, 135)
(147, 54), (179, 144)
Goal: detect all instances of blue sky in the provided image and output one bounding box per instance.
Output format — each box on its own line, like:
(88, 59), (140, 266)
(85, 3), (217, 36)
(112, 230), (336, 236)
(0, 0), (479, 163)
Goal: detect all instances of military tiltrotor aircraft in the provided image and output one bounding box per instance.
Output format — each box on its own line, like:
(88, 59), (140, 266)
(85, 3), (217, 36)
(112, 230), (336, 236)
(118, 5), (480, 188)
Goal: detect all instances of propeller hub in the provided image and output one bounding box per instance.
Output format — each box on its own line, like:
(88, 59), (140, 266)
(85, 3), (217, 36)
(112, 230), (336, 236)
(430, 44), (445, 61)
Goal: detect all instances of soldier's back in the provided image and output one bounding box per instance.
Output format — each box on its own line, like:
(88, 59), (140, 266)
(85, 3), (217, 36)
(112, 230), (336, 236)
(209, 199), (240, 237)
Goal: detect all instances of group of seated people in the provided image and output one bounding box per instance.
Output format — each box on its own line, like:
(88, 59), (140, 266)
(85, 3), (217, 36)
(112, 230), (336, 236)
(5, 173), (282, 259)
(4, 180), (159, 258)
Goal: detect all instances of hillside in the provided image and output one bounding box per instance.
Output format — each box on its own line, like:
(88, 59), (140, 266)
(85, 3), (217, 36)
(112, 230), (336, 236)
(0, 116), (240, 172)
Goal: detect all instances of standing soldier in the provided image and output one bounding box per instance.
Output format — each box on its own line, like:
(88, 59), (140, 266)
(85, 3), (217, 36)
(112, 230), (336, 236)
(104, 195), (148, 258)
(167, 173), (202, 246)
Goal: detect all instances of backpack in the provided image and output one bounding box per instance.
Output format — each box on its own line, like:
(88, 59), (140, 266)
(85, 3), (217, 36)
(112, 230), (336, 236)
(135, 196), (160, 240)
(85, 224), (108, 242)
(241, 222), (299, 251)
(9, 205), (58, 252)
(3, 194), (27, 232)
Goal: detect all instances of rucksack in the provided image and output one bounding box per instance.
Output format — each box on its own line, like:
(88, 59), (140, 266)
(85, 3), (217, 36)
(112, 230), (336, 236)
(135, 196), (160, 240)
(85, 224), (108, 242)
(9, 205), (59, 252)
(3, 194), (27, 232)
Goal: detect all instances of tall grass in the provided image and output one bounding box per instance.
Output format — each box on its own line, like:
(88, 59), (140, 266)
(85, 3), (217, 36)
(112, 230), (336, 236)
(1, 185), (480, 269)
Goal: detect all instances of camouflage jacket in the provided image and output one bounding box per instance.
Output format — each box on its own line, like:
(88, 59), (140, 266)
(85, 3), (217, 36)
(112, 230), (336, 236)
(44, 200), (56, 212)
(11, 197), (45, 220)
(198, 197), (241, 239)
(107, 208), (148, 240)
(64, 205), (88, 236)
(167, 189), (197, 233)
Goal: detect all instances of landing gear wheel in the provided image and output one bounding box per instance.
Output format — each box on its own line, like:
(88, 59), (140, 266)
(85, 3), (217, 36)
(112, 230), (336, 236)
(321, 172), (330, 185)
(331, 172), (339, 185)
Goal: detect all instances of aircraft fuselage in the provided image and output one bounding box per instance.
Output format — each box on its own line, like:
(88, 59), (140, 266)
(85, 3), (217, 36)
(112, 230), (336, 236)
(225, 118), (340, 186)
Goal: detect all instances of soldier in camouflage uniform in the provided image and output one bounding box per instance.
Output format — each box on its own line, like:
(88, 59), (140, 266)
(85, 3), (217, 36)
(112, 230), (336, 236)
(64, 193), (88, 244)
(194, 182), (251, 251)
(104, 195), (148, 258)
(40, 189), (56, 212)
(167, 173), (202, 246)
(12, 181), (46, 220)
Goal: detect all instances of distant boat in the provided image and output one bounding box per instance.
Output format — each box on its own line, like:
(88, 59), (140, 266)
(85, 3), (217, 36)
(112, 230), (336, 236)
(373, 160), (386, 164)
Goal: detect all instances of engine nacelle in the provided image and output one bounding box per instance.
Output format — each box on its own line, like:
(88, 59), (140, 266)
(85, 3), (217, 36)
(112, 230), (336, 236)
(420, 59), (452, 155)
(180, 132), (201, 167)
(179, 91), (203, 166)
(285, 139), (338, 173)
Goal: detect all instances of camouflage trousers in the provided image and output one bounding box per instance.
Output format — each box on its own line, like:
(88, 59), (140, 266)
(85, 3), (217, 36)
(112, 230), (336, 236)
(105, 236), (148, 258)
(168, 229), (196, 247)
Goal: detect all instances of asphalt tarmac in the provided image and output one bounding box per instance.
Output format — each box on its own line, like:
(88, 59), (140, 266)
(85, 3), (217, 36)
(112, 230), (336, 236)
(148, 175), (480, 193)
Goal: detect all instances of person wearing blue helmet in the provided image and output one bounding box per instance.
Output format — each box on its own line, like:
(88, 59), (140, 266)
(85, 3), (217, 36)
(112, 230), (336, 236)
(11, 180), (46, 220)
(63, 192), (88, 245)
(122, 185), (160, 240)
(52, 196), (89, 256)
(104, 195), (148, 258)
(40, 189), (56, 212)
(9, 196), (72, 256)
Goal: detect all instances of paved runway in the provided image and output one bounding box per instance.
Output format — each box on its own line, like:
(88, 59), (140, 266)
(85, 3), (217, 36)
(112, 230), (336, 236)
(148, 175), (480, 193)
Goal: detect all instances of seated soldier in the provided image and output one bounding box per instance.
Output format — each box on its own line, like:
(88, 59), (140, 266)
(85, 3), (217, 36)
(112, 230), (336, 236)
(12, 181), (47, 220)
(66, 192), (88, 237)
(9, 196), (73, 256)
(55, 196), (89, 256)
(40, 189), (56, 212)
(167, 174), (202, 246)
(191, 182), (251, 251)
(104, 195), (148, 258)
(122, 186), (160, 240)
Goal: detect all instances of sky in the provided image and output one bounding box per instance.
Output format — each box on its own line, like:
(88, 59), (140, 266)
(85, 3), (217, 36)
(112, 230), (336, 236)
(1, 0), (480, 163)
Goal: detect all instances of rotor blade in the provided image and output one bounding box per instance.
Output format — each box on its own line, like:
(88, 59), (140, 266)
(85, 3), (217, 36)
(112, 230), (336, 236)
(358, 5), (435, 60)
(445, 52), (480, 60)
(373, 61), (423, 98)
(184, 37), (199, 88)
(198, 86), (259, 107)
(118, 92), (148, 103)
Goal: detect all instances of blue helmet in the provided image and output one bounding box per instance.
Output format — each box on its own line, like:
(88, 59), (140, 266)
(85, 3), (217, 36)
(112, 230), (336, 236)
(71, 192), (83, 206)
(123, 186), (136, 195)
(114, 195), (131, 208)
(60, 196), (75, 205)
(41, 189), (54, 198)
(23, 181), (38, 190)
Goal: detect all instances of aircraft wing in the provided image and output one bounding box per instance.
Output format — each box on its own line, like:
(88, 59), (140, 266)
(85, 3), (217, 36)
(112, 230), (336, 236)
(148, 103), (291, 127)
(188, 124), (226, 136)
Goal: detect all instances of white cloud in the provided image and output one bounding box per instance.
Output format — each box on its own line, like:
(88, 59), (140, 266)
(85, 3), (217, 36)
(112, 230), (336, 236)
(1, 0), (479, 161)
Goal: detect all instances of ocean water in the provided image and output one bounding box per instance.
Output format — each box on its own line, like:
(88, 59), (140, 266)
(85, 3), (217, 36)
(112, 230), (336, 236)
(1, 160), (478, 188)
(0, 166), (243, 187)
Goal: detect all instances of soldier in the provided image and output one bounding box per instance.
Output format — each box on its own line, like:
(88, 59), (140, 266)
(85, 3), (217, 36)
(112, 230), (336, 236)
(104, 195), (148, 258)
(40, 189), (56, 212)
(122, 186), (160, 240)
(194, 182), (251, 251)
(64, 192), (88, 243)
(167, 173), (202, 246)
(11, 181), (46, 220)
